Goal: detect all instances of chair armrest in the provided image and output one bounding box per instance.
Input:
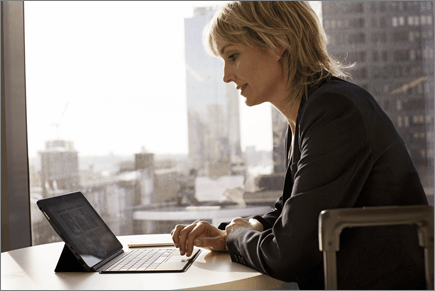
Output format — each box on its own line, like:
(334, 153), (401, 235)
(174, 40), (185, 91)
(319, 205), (433, 252)
(318, 205), (433, 290)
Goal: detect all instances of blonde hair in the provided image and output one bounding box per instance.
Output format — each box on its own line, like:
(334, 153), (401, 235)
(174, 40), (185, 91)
(203, 1), (352, 105)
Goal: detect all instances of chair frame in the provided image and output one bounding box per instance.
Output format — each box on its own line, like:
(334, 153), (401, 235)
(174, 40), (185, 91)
(318, 205), (434, 290)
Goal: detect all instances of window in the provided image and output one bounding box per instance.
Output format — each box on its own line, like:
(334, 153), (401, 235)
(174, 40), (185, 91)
(350, 18), (365, 28)
(5, 1), (433, 250)
(397, 100), (403, 111)
(399, 16), (405, 26)
(349, 32), (366, 43)
(404, 116), (410, 128)
(380, 17), (386, 28)
(373, 51), (379, 62)
(394, 49), (409, 61)
(382, 51), (388, 62)
(393, 31), (408, 42)
(398, 116), (403, 127)
(24, 1), (283, 246)
(408, 16), (413, 26)
(398, 2), (404, 11)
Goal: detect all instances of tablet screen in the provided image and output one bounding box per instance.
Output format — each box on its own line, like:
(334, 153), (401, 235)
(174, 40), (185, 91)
(37, 192), (123, 269)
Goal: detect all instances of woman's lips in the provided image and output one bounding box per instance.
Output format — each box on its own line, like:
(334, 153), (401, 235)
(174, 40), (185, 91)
(238, 84), (247, 94)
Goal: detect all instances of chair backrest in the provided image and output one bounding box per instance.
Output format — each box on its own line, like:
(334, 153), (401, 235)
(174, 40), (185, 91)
(318, 205), (434, 290)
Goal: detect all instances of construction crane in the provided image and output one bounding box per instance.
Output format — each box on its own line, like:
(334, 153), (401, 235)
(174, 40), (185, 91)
(51, 102), (69, 140)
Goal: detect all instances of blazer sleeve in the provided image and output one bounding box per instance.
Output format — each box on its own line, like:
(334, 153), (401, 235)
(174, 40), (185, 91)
(249, 196), (284, 230)
(226, 91), (375, 282)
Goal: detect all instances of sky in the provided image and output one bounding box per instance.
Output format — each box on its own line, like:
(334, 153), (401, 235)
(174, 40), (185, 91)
(24, 1), (321, 159)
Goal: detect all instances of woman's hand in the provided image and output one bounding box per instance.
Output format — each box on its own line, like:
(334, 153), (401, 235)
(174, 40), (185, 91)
(171, 221), (227, 256)
(225, 217), (263, 235)
(171, 218), (263, 256)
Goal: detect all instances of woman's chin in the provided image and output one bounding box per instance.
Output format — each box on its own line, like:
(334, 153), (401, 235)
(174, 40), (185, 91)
(244, 98), (263, 107)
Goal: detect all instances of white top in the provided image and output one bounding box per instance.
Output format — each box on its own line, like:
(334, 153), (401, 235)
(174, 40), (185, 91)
(1, 234), (285, 290)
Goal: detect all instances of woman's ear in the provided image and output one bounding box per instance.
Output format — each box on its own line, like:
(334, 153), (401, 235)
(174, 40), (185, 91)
(275, 46), (286, 61)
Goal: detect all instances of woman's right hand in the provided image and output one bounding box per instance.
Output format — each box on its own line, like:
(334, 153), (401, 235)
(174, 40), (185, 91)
(171, 221), (227, 257)
(171, 217), (263, 257)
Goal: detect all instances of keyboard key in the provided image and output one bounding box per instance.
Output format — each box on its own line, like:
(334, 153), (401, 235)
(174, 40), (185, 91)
(105, 248), (174, 272)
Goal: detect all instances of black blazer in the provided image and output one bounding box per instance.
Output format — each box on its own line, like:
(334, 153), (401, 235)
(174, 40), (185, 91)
(224, 76), (428, 289)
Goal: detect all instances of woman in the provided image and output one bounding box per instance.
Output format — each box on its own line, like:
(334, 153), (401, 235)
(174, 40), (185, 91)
(171, 2), (428, 289)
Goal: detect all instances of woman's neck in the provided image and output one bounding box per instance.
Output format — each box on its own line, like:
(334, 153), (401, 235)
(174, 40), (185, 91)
(271, 99), (300, 135)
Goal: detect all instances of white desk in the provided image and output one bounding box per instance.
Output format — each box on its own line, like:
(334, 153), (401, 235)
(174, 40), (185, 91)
(1, 234), (289, 290)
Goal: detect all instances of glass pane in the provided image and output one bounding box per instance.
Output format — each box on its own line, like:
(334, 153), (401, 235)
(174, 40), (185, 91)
(25, 1), (279, 245)
(26, 1), (433, 246)
(323, 1), (434, 204)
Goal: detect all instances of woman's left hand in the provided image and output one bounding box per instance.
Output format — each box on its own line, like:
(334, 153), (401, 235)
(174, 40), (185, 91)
(225, 217), (264, 235)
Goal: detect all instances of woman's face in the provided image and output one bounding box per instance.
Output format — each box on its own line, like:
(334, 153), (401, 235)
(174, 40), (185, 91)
(217, 39), (287, 107)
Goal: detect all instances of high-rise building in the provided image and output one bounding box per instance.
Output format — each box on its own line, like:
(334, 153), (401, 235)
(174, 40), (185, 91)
(272, 107), (288, 174)
(184, 7), (242, 177)
(322, 1), (434, 194)
(40, 140), (79, 197)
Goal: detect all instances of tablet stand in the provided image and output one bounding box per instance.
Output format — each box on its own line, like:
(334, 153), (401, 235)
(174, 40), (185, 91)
(55, 244), (89, 272)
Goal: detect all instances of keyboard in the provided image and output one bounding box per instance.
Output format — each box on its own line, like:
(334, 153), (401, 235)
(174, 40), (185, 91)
(105, 248), (175, 271)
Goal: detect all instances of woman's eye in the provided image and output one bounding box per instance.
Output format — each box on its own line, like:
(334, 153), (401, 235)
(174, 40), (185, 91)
(228, 54), (237, 61)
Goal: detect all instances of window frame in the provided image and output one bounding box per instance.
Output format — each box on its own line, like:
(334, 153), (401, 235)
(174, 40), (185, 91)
(1, 1), (32, 252)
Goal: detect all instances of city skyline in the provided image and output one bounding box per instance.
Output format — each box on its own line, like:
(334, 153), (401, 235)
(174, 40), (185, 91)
(23, 2), (257, 159)
(24, 1), (321, 159)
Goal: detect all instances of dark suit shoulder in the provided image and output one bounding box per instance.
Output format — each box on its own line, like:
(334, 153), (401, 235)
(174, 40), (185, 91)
(304, 77), (377, 111)
(297, 79), (370, 143)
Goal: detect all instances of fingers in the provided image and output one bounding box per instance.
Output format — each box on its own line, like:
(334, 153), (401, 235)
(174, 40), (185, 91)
(171, 223), (194, 254)
(184, 221), (215, 256)
(171, 221), (204, 256)
(172, 217), (262, 256)
(171, 224), (186, 248)
(171, 220), (200, 247)
(171, 221), (225, 256)
(179, 222), (198, 256)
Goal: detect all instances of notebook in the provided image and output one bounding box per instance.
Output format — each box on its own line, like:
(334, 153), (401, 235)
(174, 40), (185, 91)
(37, 191), (201, 273)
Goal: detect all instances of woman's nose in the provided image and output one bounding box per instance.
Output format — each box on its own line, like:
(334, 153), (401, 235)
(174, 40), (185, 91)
(223, 64), (233, 83)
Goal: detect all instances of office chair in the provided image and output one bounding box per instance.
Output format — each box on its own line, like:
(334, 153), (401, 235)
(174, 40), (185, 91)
(318, 205), (434, 290)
